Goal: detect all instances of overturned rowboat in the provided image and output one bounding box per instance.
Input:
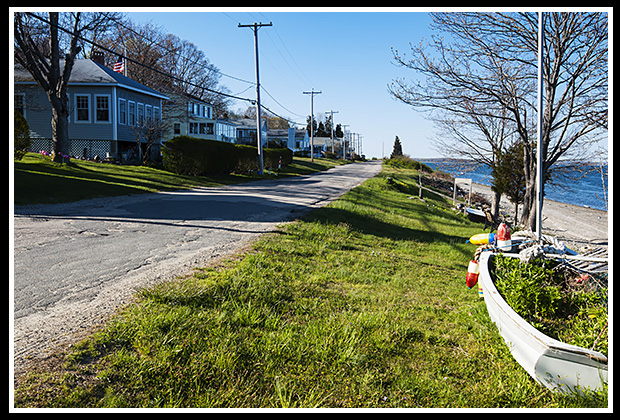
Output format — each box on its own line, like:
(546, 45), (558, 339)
(465, 207), (487, 224)
(477, 251), (608, 394)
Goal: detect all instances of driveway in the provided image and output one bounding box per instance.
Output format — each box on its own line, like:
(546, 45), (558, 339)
(12, 160), (382, 374)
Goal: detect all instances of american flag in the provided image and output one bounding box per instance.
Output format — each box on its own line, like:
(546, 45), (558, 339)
(113, 55), (125, 74)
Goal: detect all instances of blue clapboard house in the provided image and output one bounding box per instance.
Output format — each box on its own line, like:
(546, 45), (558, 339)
(14, 55), (168, 162)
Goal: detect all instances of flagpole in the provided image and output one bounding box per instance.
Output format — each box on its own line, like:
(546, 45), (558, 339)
(536, 12), (544, 242)
(124, 48), (127, 77)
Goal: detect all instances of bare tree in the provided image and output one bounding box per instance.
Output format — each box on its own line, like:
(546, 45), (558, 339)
(99, 19), (232, 117)
(14, 11), (121, 163)
(132, 118), (165, 165)
(429, 101), (514, 218)
(390, 12), (608, 230)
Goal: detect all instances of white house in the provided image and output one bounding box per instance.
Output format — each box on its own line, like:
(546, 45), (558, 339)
(163, 93), (216, 141)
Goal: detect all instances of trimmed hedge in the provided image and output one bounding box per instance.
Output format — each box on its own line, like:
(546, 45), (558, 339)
(162, 136), (293, 176)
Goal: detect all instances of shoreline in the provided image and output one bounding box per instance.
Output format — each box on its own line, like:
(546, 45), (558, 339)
(465, 181), (609, 252)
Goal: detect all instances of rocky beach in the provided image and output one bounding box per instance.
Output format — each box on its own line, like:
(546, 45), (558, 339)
(465, 181), (609, 253)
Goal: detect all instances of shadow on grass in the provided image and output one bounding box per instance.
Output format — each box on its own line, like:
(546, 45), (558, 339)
(13, 166), (148, 205)
(13, 158), (242, 205)
(302, 205), (467, 248)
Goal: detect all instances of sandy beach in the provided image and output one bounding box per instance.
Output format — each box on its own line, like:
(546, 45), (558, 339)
(466, 181), (609, 252)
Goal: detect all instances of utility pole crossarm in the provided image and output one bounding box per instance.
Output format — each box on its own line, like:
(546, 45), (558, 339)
(238, 22), (272, 29)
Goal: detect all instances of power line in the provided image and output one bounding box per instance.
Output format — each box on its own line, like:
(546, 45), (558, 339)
(261, 85), (306, 119)
(114, 18), (256, 86)
(23, 12), (255, 104)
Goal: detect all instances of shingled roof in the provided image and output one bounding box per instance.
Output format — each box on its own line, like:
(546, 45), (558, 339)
(14, 58), (168, 100)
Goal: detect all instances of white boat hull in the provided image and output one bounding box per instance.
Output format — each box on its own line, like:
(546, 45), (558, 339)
(478, 252), (608, 394)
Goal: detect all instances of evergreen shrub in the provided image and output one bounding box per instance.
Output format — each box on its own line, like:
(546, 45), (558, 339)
(162, 136), (292, 176)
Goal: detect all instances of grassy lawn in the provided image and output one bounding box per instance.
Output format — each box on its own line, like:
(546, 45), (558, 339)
(13, 164), (607, 408)
(13, 153), (346, 206)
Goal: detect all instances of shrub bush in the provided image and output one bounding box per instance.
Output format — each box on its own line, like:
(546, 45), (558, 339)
(384, 155), (433, 173)
(162, 136), (292, 176)
(14, 111), (31, 161)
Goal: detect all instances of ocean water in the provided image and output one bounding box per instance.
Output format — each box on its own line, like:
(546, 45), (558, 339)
(421, 160), (609, 212)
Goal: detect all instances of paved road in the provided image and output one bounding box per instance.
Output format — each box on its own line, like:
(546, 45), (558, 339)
(12, 160), (381, 373)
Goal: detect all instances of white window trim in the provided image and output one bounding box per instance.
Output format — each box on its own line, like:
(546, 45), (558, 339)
(75, 94), (91, 123)
(137, 103), (144, 126)
(128, 101), (136, 126)
(145, 104), (152, 125)
(94, 94), (111, 123)
(118, 98), (127, 125)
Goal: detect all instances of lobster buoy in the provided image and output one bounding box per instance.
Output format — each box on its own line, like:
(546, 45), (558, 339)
(496, 223), (512, 252)
(467, 232), (496, 245)
(466, 260), (480, 289)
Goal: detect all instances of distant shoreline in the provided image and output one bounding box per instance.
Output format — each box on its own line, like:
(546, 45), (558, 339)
(419, 158), (608, 212)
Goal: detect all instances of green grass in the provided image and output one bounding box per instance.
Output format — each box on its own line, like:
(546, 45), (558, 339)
(13, 153), (345, 206)
(13, 165), (607, 408)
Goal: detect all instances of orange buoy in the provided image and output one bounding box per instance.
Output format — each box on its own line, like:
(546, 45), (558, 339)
(466, 260), (480, 289)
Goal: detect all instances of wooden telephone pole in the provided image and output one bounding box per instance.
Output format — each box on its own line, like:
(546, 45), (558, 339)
(239, 21), (272, 174)
(303, 88), (321, 161)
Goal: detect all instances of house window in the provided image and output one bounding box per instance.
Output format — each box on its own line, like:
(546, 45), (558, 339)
(174, 123), (181, 135)
(137, 103), (144, 126)
(95, 95), (110, 122)
(128, 101), (136, 126)
(118, 99), (127, 125)
(145, 105), (152, 125)
(76, 95), (90, 122)
(189, 122), (198, 134)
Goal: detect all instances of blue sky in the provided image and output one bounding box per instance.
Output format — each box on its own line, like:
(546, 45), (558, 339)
(129, 8), (439, 159)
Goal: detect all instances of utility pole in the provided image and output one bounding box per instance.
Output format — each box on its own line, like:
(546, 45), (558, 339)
(359, 135), (363, 158)
(341, 125), (349, 160)
(239, 21), (272, 174)
(303, 88), (321, 161)
(326, 110), (339, 153)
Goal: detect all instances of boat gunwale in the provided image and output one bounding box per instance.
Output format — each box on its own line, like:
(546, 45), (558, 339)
(478, 251), (608, 366)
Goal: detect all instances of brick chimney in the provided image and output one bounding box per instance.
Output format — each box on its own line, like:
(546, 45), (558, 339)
(91, 51), (105, 65)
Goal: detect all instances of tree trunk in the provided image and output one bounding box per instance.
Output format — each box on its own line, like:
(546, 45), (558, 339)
(514, 202), (519, 226)
(491, 190), (501, 220)
(520, 143), (537, 231)
(49, 92), (70, 163)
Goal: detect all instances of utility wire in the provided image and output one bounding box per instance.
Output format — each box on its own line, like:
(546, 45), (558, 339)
(22, 12), (310, 128)
(114, 18), (256, 86)
(23, 12), (255, 104)
(261, 85), (306, 119)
